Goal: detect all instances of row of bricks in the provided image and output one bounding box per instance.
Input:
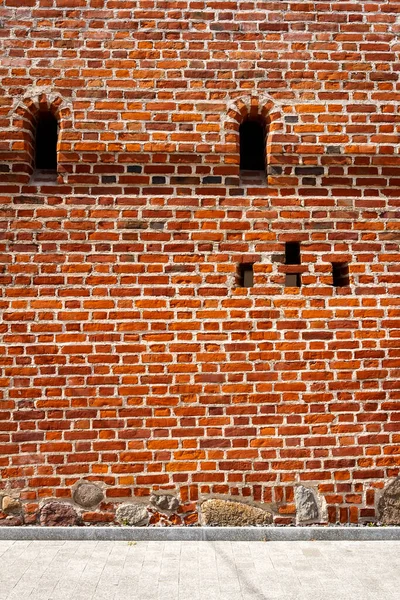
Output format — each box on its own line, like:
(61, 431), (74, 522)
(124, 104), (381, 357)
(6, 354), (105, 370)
(1, 398), (397, 408)
(5, 4), (400, 18)
(3, 177), (400, 192)
(1, 304), (399, 314)
(2, 217), (396, 224)
(1, 446), (399, 459)
(3, 186), (400, 199)
(1, 420), (399, 434)
(0, 456), (397, 477)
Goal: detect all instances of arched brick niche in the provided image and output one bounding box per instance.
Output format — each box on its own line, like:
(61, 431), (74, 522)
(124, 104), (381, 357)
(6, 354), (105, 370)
(12, 94), (71, 185)
(224, 95), (299, 191)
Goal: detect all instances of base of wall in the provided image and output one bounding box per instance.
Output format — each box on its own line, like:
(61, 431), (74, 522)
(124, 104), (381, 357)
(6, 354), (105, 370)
(0, 526), (399, 542)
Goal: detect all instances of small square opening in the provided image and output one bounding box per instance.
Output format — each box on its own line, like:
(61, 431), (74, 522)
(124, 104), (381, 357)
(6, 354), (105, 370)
(285, 273), (301, 288)
(285, 242), (301, 265)
(332, 262), (349, 287)
(236, 263), (254, 288)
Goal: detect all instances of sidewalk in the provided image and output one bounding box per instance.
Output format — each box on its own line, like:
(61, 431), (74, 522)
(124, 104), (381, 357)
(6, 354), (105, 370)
(0, 539), (398, 600)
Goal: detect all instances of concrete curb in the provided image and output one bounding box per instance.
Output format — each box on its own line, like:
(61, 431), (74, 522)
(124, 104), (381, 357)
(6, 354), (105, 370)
(0, 526), (399, 541)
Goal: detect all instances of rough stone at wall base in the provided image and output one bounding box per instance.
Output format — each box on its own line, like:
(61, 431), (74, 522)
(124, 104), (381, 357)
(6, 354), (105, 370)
(1, 497), (21, 515)
(40, 502), (78, 527)
(201, 499), (272, 527)
(295, 486), (319, 524)
(150, 494), (179, 512)
(73, 481), (104, 509)
(116, 503), (149, 526)
(378, 477), (400, 525)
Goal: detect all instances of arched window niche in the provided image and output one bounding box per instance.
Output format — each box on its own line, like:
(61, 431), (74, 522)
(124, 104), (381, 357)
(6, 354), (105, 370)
(239, 114), (269, 185)
(35, 110), (58, 171)
(239, 117), (267, 173)
(33, 109), (58, 182)
(14, 94), (67, 185)
(226, 96), (278, 187)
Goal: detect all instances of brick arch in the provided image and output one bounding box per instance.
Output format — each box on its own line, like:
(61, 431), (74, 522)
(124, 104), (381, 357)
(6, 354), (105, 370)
(225, 95), (278, 127)
(13, 93), (71, 183)
(224, 95), (283, 172)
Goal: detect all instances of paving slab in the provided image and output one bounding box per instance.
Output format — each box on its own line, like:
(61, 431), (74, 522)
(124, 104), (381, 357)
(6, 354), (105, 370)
(0, 540), (399, 599)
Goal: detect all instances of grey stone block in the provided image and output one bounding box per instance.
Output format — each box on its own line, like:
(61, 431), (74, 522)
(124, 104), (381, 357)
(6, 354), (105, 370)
(295, 486), (319, 523)
(73, 481), (104, 509)
(39, 503), (78, 527)
(378, 477), (400, 525)
(200, 499), (272, 527)
(150, 494), (179, 512)
(116, 503), (148, 526)
(1, 497), (21, 515)
(0, 526), (400, 542)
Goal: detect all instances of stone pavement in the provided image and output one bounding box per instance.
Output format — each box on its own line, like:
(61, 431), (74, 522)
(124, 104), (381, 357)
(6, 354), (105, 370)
(0, 539), (399, 600)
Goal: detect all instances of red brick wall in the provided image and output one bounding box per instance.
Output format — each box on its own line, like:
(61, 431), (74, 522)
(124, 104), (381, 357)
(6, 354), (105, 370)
(0, 0), (399, 526)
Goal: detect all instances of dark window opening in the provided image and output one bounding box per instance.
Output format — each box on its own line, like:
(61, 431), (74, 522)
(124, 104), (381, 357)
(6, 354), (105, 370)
(332, 262), (349, 287)
(239, 119), (266, 171)
(285, 242), (301, 265)
(35, 111), (58, 171)
(237, 263), (254, 288)
(285, 273), (301, 288)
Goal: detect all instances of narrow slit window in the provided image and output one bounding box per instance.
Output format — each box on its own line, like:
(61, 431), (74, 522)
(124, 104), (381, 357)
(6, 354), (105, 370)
(237, 263), (254, 288)
(285, 273), (301, 288)
(239, 119), (266, 171)
(285, 242), (300, 265)
(332, 262), (349, 287)
(35, 111), (58, 171)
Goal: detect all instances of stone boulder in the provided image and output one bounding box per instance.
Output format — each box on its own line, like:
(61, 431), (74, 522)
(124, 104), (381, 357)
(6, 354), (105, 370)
(40, 502), (78, 527)
(201, 499), (272, 527)
(73, 481), (104, 509)
(116, 503), (149, 526)
(1, 496), (21, 515)
(150, 494), (179, 512)
(378, 477), (400, 525)
(295, 486), (319, 523)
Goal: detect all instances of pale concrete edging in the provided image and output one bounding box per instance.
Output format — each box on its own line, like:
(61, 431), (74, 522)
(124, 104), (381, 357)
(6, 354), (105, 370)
(0, 526), (399, 541)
